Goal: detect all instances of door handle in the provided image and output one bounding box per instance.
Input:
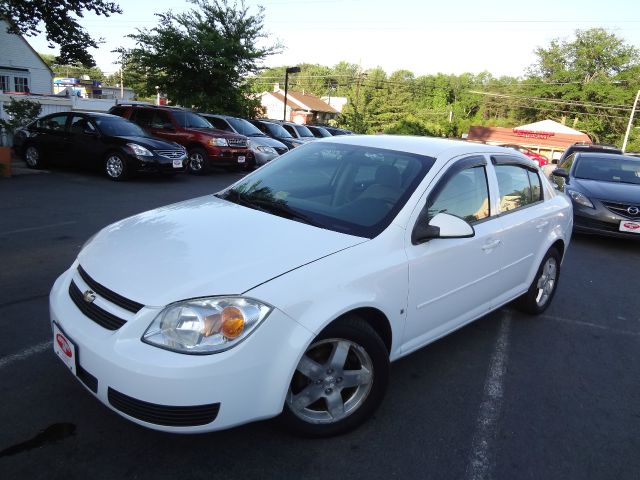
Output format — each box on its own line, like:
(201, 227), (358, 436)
(481, 239), (501, 252)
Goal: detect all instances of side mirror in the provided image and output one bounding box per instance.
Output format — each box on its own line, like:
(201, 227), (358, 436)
(412, 212), (475, 245)
(83, 127), (97, 136)
(552, 168), (569, 179)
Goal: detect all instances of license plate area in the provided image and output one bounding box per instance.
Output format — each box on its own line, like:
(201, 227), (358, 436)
(619, 220), (640, 233)
(53, 322), (78, 375)
(237, 155), (246, 163)
(172, 159), (183, 168)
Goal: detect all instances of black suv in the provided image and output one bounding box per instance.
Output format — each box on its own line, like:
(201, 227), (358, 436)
(19, 112), (187, 180)
(558, 142), (622, 164)
(109, 105), (251, 173)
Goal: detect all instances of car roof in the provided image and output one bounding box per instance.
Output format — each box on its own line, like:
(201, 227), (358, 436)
(576, 152), (640, 161)
(315, 135), (534, 161)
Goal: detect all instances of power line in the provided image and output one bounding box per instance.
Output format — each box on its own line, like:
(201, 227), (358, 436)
(469, 91), (633, 111)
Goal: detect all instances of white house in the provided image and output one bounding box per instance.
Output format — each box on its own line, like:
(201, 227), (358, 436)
(0, 19), (53, 95)
(259, 87), (340, 124)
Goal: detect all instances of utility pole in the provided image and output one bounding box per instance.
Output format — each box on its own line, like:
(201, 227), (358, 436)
(119, 68), (124, 100)
(622, 89), (640, 152)
(283, 66), (300, 121)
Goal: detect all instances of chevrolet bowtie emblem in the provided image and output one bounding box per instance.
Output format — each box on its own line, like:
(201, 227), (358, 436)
(83, 290), (96, 303)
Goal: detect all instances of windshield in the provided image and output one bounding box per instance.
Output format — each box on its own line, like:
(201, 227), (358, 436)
(293, 124), (315, 138)
(264, 122), (293, 138)
(173, 112), (213, 129)
(574, 156), (640, 184)
(219, 142), (435, 238)
(227, 117), (263, 136)
(95, 117), (148, 137)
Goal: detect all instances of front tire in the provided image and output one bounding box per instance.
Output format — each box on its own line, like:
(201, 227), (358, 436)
(104, 152), (129, 181)
(280, 316), (389, 437)
(516, 247), (561, 314)
(24, 144), (45, 169)
(188, 148), (209, 175)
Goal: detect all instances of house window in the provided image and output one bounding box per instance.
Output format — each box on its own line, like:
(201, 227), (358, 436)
(0, 75), (9, 92)
(14, 76), (29, 93)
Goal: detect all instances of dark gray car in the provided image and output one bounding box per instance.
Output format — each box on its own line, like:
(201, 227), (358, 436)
(552, 152), (640, 238)
(202, 114), (288, 167)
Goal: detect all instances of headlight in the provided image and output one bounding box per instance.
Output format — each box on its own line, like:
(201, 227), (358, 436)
(256, 145), (277, 154)
(126, 143), (153, 156)
(142, 297), (272, 354)
(566, 189), (594, 208)
(209, 137), (229, 147)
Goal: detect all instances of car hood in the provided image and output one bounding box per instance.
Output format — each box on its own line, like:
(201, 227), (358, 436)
(116, 135), (182, 150)
(184, 127), (244, 140)
(574, 178), (640, 203)
(78, 196), (366, 307)
(248, 135), (287, 149)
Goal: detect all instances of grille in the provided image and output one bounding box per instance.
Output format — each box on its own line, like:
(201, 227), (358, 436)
(108, 388), (220, 427)
(69, 281), (127, 330)
(575, 217), (620, 232)
(227, 137), (247, 148)
(274, 147), (288, 155)
(78, 265), (143, 314)
(602, 201), (640, 219)
(156, 150), (185, 160)
(78, 365), (98, 393)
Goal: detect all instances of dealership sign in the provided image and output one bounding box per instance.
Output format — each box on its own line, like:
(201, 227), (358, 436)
(512, 129), (555, 139)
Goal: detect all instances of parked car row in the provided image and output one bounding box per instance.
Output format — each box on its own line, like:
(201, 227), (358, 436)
(15, 104), (354, 181)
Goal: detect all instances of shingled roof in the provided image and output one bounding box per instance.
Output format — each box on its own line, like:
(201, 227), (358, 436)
(267, 90), (338, 114)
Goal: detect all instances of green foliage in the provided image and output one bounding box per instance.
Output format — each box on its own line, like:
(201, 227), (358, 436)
(1, 0), (122, 66)
(39, 53), (106, 81)
(120, 0), (281, 115)
(248, 28), (640, 146)
(0, 98), (42, 146)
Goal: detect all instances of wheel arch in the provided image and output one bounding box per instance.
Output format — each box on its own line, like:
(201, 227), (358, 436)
(322, 307), (392, 354)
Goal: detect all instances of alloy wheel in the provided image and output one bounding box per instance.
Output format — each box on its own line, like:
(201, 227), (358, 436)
(106, 155), (124, 178)
(286, 338), (373, 424)
(535, 256), (557, 307)
(25, 146), (39, 167)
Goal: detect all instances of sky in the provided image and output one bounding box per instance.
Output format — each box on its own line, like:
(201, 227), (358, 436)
(24, 0), (640, 79)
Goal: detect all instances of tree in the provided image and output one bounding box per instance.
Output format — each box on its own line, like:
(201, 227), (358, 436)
(39, 52), (106, 81)
(0, 98), (42, 146)
(120, 0), (281, 115)
(0, 0), (122, 67)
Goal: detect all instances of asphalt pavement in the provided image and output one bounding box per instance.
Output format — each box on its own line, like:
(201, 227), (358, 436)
(0, 166), (638, 480)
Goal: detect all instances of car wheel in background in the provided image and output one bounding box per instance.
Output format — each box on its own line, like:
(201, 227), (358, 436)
(24, 144), (45, 169)
(104, 152), (129, 181)
(188, 148), (209, 174)
(516, 247), (561, 315)
(280, 316), (389, 437)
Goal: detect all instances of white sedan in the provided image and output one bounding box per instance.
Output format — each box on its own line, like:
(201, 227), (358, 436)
(50, 136), (572, 436)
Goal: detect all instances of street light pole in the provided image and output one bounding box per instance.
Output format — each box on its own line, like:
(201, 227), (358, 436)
(622, 89), (640, 152)
(283, 66), (301, 121)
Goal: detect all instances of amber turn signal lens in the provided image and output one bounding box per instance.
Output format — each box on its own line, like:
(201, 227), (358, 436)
(221, 306), (245, 339)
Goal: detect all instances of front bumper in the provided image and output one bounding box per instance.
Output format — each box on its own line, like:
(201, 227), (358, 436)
(573, 201), (640, 239)
(49, 265), (313, 433)
(131, 152), (188, 174)
(204, 146), (252, 167)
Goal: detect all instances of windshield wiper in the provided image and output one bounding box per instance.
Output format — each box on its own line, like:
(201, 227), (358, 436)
(247, 197), (320, 227)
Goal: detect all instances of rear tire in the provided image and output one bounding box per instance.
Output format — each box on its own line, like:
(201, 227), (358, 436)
(515, 247), (561, 315)
(188, 148), (209, 175)
(280, 316), (389, 437)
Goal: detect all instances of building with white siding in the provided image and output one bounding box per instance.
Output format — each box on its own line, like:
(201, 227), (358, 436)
(0, 19), (53, 95)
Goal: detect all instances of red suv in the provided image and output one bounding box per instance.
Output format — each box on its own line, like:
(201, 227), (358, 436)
(109, 105), (251, 173)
